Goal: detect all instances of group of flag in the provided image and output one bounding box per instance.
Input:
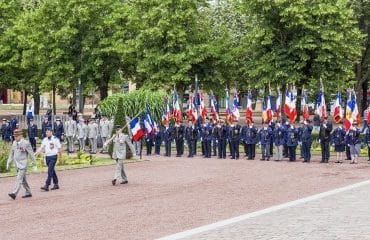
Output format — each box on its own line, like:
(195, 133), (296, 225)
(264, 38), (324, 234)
(128, 87), (366, 142)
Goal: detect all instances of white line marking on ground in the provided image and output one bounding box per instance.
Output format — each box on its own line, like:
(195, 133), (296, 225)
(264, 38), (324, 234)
(157, 179), (370, 240)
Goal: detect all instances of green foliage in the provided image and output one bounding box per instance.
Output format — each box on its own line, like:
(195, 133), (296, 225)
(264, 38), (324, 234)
(98, 89), (167, 122)
(0, 142), (11, 173)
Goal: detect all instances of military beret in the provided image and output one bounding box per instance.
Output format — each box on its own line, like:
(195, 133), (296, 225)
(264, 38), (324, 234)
(115, 125), (122, 129)
(13, 129), (23, 136)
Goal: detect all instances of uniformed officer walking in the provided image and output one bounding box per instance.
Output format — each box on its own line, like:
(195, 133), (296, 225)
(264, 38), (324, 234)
(7, 129), (37, 200)
(64, 115), (77, 153)
(174, 121), (185, 157)
(273, 121), (285, 161)
(54, 117), (64, 142)
(104, 125), (136, 185)
(286, 123), (299, 162)
(347, 121), (361, 164)
(319, 118), (333, 163)
(259, 122), (273, 161)
(216, 119), (228, 159)
(87, 118), (99, 154)
(185, 120), (198, 158)
(77, 119), (88, 151)
(27, 118), (38, 152)
(36, 128), (62, 191)
(229, 119), (241, 160)
(301, 120), (313, 162)
(332, 121), (346, 163)
(4, 120), (12, 142)
(99, 116), (112, 153)
(163, 122), (173, 157)
(1, 118), (7, 140)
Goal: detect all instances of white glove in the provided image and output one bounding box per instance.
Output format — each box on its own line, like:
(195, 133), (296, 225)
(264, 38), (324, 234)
(318, 139), (321, 144)
(32, 165), (37, 171)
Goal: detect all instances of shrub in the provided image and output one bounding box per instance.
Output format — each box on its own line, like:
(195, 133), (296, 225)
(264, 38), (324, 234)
(0, 142), (11, 173)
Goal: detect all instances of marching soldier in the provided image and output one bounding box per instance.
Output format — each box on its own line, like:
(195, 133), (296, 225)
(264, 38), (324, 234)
(364, 123), (370, 162)
(99, 116), (112, 153)
(4, 120), (13, 142)
(1, 118), (7, 140)
(216, 119), (228, 159)
(259, 122), (273, 161)
(104, 125), (136, 185)
(229, 119), (241, 160)
(319, 118), (333, 163)
(245, 121), (258, 160)
(87, 118), (99, 154)
(7, 129), (37, 200)
(174, 121), (185, 157)
(77, 119), (88, 151)
(286, 123), (299, 162)
(54, 117), (64, 142)
(27, 118), (38, 152)
(185, 120), (198, 158)
(41, 116), (52, 138)
(36, 128), (62, 191)
(163, 122), (173, 157)
(273, 121), (285, 161)
(347, 121), (361, 164)
(201, 117), (213, 158)
(10, 114), (18, 140)
(332, 121), (346, 163)
(64, 115), (77, 153)
(301, 120), (313, 163)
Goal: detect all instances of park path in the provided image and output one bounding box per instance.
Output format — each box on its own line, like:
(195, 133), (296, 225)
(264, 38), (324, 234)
(0, 155), (370, 240)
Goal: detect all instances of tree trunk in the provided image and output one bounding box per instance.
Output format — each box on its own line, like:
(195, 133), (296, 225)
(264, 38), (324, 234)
(72, 87), (77, 107)
(33, 90), (40, 115)
(99, 72), (109, 100)
(22, 90), (28, 116)
(52, 84), (56, 116)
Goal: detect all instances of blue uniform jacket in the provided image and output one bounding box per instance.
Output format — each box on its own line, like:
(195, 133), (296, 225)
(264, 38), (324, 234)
(244, 126), (258, 144)
(228, 125), (241, 141)
(346, 128), (361, 145)
(286, 127), (299, 147)
(332, 127), (346, 146)
(54, 123), (64, 139)
(301, 125), (313, 143)
(163, 126), (173, 142)
(200, 124), (213, 141)
(273, 126), (285, 146)
(42, 121), (52, 138)
(259, 127), (273, 145)
(28, 124), (38, 138)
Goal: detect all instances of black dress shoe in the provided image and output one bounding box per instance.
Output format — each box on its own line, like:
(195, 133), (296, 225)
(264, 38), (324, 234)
(22, 194), (32, 198)
(260, 158), (265, 161)
(40, 186), (49, 191)
(120, 180), (128, 184)
(112, 179), (117, 186)
(51, 185), (59, 190)
(8, 193), (16, 200)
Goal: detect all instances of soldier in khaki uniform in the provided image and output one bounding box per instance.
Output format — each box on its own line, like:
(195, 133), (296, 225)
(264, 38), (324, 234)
(99, 116), (112, 153)
(77, 119), (88, 151)
(87, 118), (99, 154)
(64, 115), (77, 153)
(104, 125), (136, 185)
(7, 129), (37, 200)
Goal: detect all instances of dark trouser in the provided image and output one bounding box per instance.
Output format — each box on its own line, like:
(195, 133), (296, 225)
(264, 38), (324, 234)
(368, 145), (370, 160)
(228, 140), (232, 156)
(187, 140), (195, 157)
(146, 139), (153, 155)
(45, 155), (58, 186)
(321, 141), (330, 162)
(243, 142), (248, 156)
(212, 139), (217, 156)
(165, 140), (171, 156)
(175, 138), (184, 156)
(283, 144), (288, 157)
(288, 146), (296, 161)
(261, 144), (270, 160)
(346, 145), (351, 160)
(154, 139), (161, 155)
(270, 143), (273, 156)
(302, 141), (312, 161)
(194, 140), (198, 155)
(247, 144), (255, 160)
(201, 141), (205, 155)
(204, 139), (211, 158)
(218, 138), (227, 159)
(230, 139), (239, 159)
(29, 137), (36, 152)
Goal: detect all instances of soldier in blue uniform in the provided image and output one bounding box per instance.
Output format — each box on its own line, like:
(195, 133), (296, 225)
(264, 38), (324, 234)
(229, 119), (241, 160)
(332, 121), (346, 163)
(273, 121), (285, 161)
(259, 122), (273, 161)
(27, 118), (38, 152)
(154, 125), (162, 155)
(145, 128), (155, 156)
(364, 123), (370, 162)
(216, 119), (228, 159)
(41, 116), (52, 138)
(268, 120), (275, 157)
(185, 119), (198, 158)
(241, 123), (248, 157)
(245, 121), (258, 160)
(1, 118), (7, 140)
(54, 117), (64, 142)
(286, 123), (299, 161)
(282, 119), (290, 158)
(347, 121), (361, 164)
(211, 118), (218, 156)
(319, 118), (333, 163)
(174, 121), (185, 157)
(201, 118), (213, 158)
(4, 120), (13, 142)
(163, 122), (173, 157)
(301, 120), (313, 162)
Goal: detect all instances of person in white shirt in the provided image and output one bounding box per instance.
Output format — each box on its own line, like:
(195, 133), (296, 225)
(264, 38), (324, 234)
(35, 128), (62, 191)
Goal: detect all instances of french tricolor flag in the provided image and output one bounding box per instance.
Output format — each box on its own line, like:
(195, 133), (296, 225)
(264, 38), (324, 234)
(333, 91), (342, 123)
(316, 90), (326, 120)
(245, 92), (253, 123)
(275, 92), (281, 119)
(130, 117), (144, 142)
